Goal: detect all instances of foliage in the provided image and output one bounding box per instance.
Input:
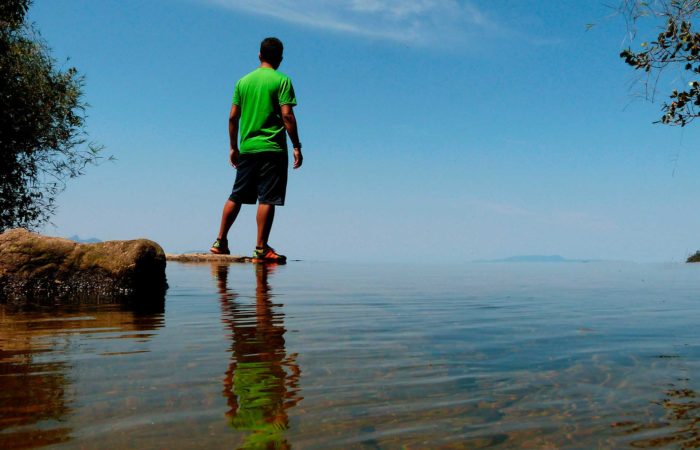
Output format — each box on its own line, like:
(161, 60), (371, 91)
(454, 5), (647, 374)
(687, 250), (700, 262)
(619, 0), (700, 126)
(0, 0), (106, 231)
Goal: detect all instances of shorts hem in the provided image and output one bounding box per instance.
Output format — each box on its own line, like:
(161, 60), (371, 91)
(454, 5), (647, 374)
(229, 195), (285, 206)
(228, 194), (256, 205)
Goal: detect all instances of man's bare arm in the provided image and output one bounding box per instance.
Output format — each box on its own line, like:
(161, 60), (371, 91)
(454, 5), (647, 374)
(228, 104), (241, 167)
(281, 104), (302, 169)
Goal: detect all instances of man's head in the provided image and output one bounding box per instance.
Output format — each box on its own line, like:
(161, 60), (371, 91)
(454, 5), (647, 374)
(259, 37), (283, 69)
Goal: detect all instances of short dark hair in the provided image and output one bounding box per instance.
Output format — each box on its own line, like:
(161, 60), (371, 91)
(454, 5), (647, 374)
(260, 37), (284, 66)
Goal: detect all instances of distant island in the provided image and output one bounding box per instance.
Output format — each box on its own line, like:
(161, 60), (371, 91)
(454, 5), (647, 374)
(476, 255), (592, 263)
(68, 235), (102, 244)
(688, 251), (700, 263)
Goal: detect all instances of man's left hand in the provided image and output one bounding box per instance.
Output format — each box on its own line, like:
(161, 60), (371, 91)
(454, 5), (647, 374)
(229, 148), (240, 168)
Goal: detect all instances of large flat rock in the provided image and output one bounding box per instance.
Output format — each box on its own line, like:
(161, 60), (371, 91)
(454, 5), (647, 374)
(166, 253), (252, 263)
(0, 229), (167, 304)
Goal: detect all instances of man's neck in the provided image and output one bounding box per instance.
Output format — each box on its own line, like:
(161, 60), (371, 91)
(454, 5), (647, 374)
(260, 62), (275, 69)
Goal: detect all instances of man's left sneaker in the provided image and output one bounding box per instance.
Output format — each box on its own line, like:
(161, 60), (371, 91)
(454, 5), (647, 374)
(210, 238), (230, 255)
(252, 246), (286, 263)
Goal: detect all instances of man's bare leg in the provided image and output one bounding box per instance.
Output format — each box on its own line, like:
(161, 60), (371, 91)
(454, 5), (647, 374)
(218, 199), (241, 241)
(256, 203), (275, 248)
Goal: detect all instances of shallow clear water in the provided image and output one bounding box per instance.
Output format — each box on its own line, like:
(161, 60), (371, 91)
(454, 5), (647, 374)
(2, 261), (700, 448)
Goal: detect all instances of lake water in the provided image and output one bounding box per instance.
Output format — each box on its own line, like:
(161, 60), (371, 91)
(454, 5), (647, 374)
(2, 261), (700, 449)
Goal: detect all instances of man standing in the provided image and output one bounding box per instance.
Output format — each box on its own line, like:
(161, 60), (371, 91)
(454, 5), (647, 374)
(211, 37), (302, 262)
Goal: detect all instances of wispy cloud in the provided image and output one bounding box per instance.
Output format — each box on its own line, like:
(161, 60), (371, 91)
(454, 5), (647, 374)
(205, 0), (502, 45)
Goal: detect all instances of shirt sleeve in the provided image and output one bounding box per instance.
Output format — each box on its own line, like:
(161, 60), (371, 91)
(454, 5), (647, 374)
(278, 77), (297, 106)
(232, 81), (241, 105)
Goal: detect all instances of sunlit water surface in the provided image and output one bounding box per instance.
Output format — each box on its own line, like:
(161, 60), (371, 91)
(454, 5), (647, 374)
(2, 261), (700, 449)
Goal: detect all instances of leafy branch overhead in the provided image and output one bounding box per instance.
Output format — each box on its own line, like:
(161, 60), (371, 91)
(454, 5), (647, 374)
(620, 0), (700, 126)
(0, 0), (108, 231)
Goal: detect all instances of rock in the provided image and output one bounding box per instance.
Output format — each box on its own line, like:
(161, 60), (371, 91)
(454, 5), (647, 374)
(0, 229), (167, 304)
(166, 253), (252, 263)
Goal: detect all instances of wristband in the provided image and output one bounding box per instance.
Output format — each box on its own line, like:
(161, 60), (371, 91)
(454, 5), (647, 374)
(293, 142), (302, 149)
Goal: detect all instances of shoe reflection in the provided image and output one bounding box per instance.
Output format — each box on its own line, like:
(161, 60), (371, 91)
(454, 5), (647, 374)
(214, 262), (301, 449)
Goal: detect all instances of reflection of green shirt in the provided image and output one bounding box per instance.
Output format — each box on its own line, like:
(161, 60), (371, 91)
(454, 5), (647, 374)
(233, 68), (297, 154)
(229, 361), (287, 448)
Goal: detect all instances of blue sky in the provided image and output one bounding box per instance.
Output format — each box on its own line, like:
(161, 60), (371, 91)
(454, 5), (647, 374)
(29, 0), (700, 262)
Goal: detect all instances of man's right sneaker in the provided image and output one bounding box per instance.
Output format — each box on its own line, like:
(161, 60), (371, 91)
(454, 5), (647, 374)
(210, 238), (230, 255)
(252, 246), (286, 263)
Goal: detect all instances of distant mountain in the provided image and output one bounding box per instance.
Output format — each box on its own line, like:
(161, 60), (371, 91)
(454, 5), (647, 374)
(476, 255), (592, 263)
(68, 235), (102, 244)
(502, 255), (567, 262)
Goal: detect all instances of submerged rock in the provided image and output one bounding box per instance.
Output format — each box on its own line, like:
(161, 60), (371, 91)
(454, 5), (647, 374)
(0, 229), (167, 304)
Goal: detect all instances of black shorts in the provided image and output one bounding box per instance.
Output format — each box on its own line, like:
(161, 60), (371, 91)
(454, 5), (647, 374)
(229, 151), (288, 205)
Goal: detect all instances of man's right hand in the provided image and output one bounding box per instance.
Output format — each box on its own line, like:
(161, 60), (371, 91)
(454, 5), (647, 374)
(229, 148), (240, 168)
(293, 148), (303, 169)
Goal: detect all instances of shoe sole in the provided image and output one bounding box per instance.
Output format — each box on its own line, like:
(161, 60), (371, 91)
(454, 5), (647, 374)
(252, 257), (286, 263)
(210, 247), (230, 255)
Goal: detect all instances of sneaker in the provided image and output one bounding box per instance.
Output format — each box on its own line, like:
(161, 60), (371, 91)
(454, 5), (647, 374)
(252, 245), (286, 263)
(210, 238), (230, 255)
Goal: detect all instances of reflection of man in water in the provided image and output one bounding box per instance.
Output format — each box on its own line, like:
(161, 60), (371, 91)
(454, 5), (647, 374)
(214, 263), (301, 449)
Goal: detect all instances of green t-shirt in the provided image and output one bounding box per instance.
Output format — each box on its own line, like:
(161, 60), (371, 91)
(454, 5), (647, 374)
(233, 68), (297, 154)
